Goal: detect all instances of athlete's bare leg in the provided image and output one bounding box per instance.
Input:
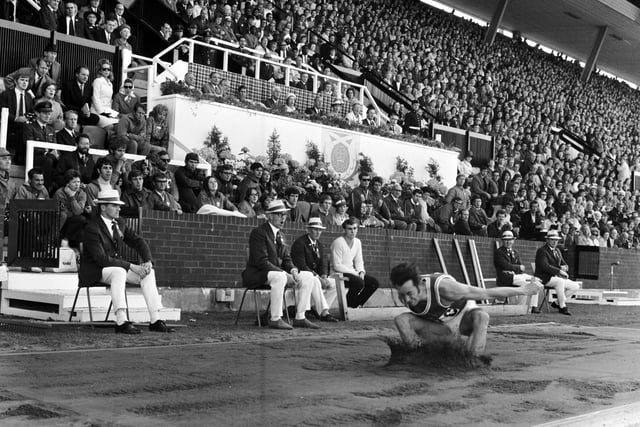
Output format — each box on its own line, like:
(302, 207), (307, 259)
(459, 309), (490, 356)
(394, 313), (455, 349)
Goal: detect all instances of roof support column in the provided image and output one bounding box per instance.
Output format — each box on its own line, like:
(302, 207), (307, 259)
(581, 25), (608, 83)
(483, 0), (509, 46)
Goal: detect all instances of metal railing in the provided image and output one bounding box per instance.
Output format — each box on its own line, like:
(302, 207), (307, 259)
(25, 140), (212, 180)
(147, 37), (385, 119)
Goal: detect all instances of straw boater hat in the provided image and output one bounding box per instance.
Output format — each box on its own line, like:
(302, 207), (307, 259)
(545, 230), (562, 240)
(306, 217), (326, 230)
(265, 200), (290, 214)
(501, 230), (515, 240)
(95, 189), (124, 205)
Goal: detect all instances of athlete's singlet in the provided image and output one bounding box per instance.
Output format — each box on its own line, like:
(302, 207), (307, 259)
(407, 273), (469, 322)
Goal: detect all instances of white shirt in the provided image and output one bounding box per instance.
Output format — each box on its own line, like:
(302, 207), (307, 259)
(330, 236), (364, 276)
(100, 215), (116, 238)
(13, 88), (25, 116)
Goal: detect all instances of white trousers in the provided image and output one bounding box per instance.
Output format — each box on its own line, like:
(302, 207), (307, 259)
(101, 267), (162, 323)
(266, 271), (314, 321)
(512, 273), (538, 307)
(302, 273), (337, 315)
(546, 276), (581, 308)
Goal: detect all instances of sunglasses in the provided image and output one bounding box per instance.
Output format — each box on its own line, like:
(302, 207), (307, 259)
(124, 85), (133, 89)
(159, 157), (170, 162)
(361, 178), (371, 182)
(102, 67), (111, 71)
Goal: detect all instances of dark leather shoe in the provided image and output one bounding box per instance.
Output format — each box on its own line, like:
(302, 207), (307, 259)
(559, 307), (571, 316)
(320, 313), (339, 322)
(551, 301), (560, 309)
(530, 307), (541, 314)
(293, 318), (320, 329)
(115, 321), (142, 334)
(269, 318), (293, 330)
(149, 320), (175, 332)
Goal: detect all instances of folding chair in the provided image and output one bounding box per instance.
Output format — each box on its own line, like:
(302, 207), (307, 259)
(531, 262), (554, 312)
(68, 281), (134, 322)
(235, 246), (296, 326)
(234, 283), (292, 326)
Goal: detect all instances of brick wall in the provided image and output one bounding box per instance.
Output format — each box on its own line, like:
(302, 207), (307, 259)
(140, 211), (637, 290)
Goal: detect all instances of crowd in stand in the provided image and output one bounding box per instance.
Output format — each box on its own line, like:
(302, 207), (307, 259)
(4, 0), (640, 253)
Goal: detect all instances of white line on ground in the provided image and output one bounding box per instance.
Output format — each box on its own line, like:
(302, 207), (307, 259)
(0, 329), (390, 358)
(535, 401), (640, 426)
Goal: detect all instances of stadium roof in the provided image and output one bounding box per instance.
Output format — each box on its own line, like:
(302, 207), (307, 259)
(437, 0), (640, 86)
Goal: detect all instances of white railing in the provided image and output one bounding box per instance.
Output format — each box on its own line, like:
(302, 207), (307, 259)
(25, 140), (211, 181)
(148, 37), (385, 120)
(0, 107), (8, 149)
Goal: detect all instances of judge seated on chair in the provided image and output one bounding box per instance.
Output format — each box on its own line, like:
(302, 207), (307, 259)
(242, 200), (319, 330)
(493, 230), (538, 312)
(79, 189), (175, 334)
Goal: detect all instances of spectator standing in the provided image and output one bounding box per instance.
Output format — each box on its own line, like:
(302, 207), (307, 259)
(237, 162), (263, 203)
(58, 1), (93, 39)
(53, 169), (87, 248)
(175, 152), (205, 213)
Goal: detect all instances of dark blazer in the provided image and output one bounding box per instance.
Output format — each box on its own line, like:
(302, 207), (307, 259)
(79, 215), (152, 285)
(61, 79), (93, 113)
(38, 5), (58, 31)
(291, 234), (326, 276)
(55, 128), (78, 146)
(242, 222), (294, 286)
(305, 106), (322, 116)
(494, 246), (524, 286)
(534, 244), (566, 284)
(0, 89), (35, 122)
(23, 121), (56, 145)
(453, 219), (472, 235)
(55, 149), (95, 187)
(29, 57), (61, 86)
(57, 15), (93, 39)
(519, 209), (541, 240)
(93, 28), (115, 45)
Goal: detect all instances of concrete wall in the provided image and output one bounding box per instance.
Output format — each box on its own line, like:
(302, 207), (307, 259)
(141, 211), (637, 291)
(160, 94), (459, 187)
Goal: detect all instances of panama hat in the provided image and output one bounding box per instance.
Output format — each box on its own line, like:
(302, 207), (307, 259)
(545, 230), (561, 240)
(501, 230), (515, 240)
(94, 189), (124, 205)
(265, 200), (290, 214)
(307, 217), (326, 229)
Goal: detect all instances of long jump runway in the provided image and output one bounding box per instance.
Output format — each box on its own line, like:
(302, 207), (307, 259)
(1, 323), (640, 426)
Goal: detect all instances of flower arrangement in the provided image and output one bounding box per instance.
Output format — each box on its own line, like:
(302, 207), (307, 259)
(195, 125), (235, 170)
(358, 153), (374, 175)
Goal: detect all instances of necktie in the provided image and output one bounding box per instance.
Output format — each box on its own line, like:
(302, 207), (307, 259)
(111, 220), (120, 247)
(276, 231), (283, 253)
(311, 240), (319, 258)
(17, 92), (24, 117)
(42, 125), (47, 139)
(80, 83), (84, 95)
(69, 17), (75, 36)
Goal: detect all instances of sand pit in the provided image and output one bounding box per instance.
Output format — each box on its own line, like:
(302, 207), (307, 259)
(1, 305), (640, 426)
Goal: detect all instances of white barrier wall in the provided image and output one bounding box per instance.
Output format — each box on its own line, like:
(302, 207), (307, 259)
(160, 94), (458, 187)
